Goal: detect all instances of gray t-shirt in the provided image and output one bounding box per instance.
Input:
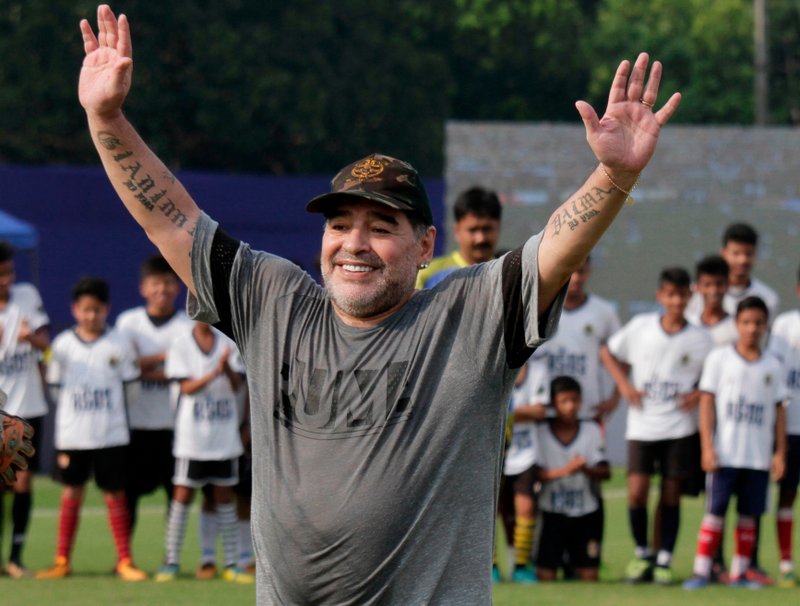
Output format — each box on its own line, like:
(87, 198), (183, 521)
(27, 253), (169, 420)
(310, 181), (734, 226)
(188, 212), (564, 605)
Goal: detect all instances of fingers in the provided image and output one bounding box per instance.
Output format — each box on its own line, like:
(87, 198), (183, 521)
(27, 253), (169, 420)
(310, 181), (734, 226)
(606, 59), (631, 106)
(640, 60), (661, 106)
(575, 100), (600, 137)
(118, 14), (133, 58)
(80, 19), (99, 55)
(98, 4), (119, 49)
(625, 52), (650, 102)
(654, 91), (682, 127)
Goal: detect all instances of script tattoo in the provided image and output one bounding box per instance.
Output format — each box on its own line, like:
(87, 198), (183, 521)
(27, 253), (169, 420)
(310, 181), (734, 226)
(96, 130), (194, 236)
(550, 186), (614, 236)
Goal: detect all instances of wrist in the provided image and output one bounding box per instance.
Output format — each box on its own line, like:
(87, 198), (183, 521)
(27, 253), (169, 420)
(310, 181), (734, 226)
(599, 164), (639, 201)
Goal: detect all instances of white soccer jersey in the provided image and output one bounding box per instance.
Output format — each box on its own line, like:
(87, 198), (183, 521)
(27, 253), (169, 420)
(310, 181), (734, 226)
(166, 327), (245, 460)
(0, 283), (49, 418)
(700, 345), (789, 470)
(534, 294), (620, 416)
(504, 356), (550, 476)
(47, 328), (139, 450)
(535, 420), (606, 517)
(768, 310), (800, 435)
(608, 313), (714, 441)
(116, 306), (194, 430)
(685, 309), (738, 347)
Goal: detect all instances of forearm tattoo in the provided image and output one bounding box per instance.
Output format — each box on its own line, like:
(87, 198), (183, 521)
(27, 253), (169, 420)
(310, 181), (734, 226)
(549, 185), (614, 236)
(97, 130), (194, 236)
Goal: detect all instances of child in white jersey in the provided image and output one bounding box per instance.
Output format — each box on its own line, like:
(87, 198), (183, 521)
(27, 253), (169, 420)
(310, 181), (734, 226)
(534, 376), (609, 581)
(602, 267), (713, 585)
(155, 321), (252, 584)
(767, 268), (800, 588)
(683, 296), (788, 590)
(496, 357), (549, 583)
(38, 277), (146, 581)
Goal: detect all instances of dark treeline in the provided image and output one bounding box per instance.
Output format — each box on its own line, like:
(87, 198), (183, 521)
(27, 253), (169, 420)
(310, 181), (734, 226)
(1, 0), (799, 175)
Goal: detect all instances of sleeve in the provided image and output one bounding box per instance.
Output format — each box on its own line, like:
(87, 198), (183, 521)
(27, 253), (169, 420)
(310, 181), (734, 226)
(22, 284), (49, 331)
(45, 337), (64, 385)
(604, 304), (622, 342)
(768, 317), (791, 363)
(523, 357), (550, 404)
(500, 234), (568, 369)
(586, 422), (608, 466)
(119, 337), (140, 383)
(607, 318), (634, 363)
(698, 349), (722, 394)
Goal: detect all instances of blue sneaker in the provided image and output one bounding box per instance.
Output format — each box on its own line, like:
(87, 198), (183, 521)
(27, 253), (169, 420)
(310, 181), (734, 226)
(511, 565), (537, 584)
(682, 575), (710, 590)
(728, 576), (763, 589)
(491, 565), (502, 584)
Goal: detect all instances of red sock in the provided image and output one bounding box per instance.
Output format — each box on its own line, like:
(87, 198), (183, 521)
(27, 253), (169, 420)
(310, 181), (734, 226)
(56, 496), (81, 561)
(105, 493), (132, 563)
(697, 515), (723, 558)
(777, 508), (793, 562)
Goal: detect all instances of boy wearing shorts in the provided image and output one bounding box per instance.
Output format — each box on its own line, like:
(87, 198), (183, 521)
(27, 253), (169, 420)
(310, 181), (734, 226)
(155, 321), (252, 584)
(534, 376), (609, 581)
(38, 277), (146, 581)
(684, 296), (788, 589)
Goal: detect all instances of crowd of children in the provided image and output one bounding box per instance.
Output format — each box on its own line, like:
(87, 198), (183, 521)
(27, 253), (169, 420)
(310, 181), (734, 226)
(0, 218), (799, 590)
(0, 248), (254, 583)
(491, 222), (800, 591)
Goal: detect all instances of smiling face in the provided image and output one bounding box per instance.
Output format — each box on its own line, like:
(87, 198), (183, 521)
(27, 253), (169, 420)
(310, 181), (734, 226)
(656, 282), (691, 321)
(140, 272), (181, 316)
(321, 201), (435, 325)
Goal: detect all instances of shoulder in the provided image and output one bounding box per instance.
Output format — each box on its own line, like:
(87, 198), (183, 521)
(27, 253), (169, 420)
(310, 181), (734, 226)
(10, 283), (44, 310)
(51, 329), (74, 350)
(115, 306), (145, 327)
(773, 310), (800, 333)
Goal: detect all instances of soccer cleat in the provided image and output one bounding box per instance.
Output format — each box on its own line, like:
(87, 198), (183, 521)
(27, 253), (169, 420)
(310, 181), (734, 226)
(491, 564), (502, 584)
(116, 558), (148, 582)
(745, 567), (774, 586)
(728, 575), (764, 589)
(653, 565), (672, 586)
(36, 556), (72, 579)
(195, 562), (217, 580)
(709, 562), (730, 584)
(511, 564), (537, 584)
(155, 563), (179, 582)
(778, 570), (797, 589)
(624, 557), (653, 583)
(5, 561), (32, 578)
(682, 575), (710, 590)
(222, 565), (255, 584)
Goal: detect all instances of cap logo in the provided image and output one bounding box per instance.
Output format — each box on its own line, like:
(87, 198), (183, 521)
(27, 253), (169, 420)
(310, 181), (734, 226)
(351, 158), (385, 181)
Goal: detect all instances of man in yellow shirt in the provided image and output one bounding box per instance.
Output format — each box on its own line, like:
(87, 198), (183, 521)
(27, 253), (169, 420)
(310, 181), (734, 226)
(416, 187), (502, 289)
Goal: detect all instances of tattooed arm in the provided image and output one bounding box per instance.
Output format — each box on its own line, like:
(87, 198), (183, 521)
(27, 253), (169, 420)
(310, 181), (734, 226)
(536, 54), (681, 314)
(79, 6), (199, 293)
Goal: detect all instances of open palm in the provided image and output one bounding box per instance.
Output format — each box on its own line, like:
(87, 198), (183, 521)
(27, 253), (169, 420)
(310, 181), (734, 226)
(576, 53), (681, 177)
(78, 5), (133, 118)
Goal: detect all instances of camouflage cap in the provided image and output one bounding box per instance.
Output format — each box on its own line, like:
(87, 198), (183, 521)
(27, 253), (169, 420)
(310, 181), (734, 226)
(306, 153), (433, 226)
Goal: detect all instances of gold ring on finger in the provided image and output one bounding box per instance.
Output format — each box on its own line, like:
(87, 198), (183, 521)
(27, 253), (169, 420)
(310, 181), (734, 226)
(639, 98), (655, 109)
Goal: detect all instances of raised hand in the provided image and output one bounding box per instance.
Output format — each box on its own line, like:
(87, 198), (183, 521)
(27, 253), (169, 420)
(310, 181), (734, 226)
(78, 5), (133, 118)
(575, 53), (681, 181)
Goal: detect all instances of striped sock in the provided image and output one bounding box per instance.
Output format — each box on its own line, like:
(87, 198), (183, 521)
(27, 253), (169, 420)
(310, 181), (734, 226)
(693, 513), (723, 578)
(57, 495), (82, 561)
(731, 516), (756, 579)
(165, 500), (190, 566)
(199, 510), (219, 566)
(217, 502), (238, 569)
(105, 493), (132, 563)
(513, 515), (535, 567)
(238, 519), (253, 568)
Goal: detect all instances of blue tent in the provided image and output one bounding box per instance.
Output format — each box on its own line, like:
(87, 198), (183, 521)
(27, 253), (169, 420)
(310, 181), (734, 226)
(0, 209), (39, 284)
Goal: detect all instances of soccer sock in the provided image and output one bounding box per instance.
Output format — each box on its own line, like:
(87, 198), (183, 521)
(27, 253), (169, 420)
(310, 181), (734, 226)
(199, 510), (219, 566)
(125, 488), (140, 533)
(105, 493), (132, 563)
(628, 507), (649, 556)
(10, 492), (32, 564)
(656, 504), (680, 567)
(730, 516), (756, 579)
(513, 515), (535, 567)
(749, 516), (761, 569)
(777, 508), (794, 570)
(217, 502), (238, 569)
(238, 519), (253, 568)
(56, 495), (82, 561)
(692, 513), (723, 578)
(165, 500), (190, 567)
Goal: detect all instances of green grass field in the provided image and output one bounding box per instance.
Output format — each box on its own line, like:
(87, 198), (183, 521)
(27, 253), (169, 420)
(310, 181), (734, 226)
(2, 469), (797, 604)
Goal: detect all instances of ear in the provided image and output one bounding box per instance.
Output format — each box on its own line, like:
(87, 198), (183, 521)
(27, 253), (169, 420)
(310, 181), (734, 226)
(418, 226), (436, 265)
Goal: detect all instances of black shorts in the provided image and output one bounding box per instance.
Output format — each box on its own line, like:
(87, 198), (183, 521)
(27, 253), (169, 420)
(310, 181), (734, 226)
(779, 434), (800, 491)
(125, 429), (174, 495)
(535, 509), (603, 571)
(173, 457), (239, 489)
(24, 415), (44, 473)
(53, 446), (128, 491)
(504, 464), (538, 499)
(706, 467), (769, 517)
(234, 451), (252, 498)
(627, 433), (699, 480)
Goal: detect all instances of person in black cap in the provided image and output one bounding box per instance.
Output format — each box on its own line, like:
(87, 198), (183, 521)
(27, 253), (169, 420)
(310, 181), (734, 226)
(78, 5), (681, 603)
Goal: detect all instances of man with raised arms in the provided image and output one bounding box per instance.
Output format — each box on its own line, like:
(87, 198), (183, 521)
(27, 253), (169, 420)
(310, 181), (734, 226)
(78, 5), (680, 603)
